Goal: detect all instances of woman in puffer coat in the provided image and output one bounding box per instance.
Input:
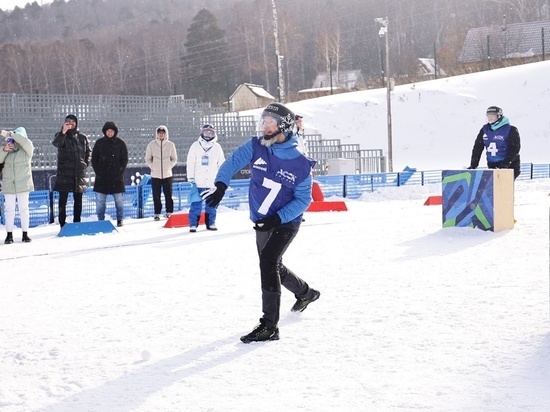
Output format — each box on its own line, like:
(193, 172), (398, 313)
(0, 127), (35, 244)
(145, 125), (178, 220)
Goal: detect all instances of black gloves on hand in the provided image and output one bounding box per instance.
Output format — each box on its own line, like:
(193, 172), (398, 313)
(201, 182), (227, 208)
(254, 214), (281, 232)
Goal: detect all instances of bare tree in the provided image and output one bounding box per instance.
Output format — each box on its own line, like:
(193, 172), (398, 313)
(3, 43), (28, 93)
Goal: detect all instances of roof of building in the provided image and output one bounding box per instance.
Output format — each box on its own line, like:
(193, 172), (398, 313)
(459, 20), (550, 63)
(417, 58), (446, 76)
(312, 70), (364, 89)
(230, 83), (275, 100)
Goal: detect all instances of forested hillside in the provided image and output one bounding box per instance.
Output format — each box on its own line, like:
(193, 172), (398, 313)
(0, 0), (548, 104)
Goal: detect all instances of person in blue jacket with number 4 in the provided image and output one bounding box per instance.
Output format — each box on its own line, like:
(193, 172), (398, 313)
(468, 105), (521, 179)
(202, 102), (321, 343)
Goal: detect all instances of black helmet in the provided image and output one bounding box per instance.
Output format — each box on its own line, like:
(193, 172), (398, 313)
(486, 106), (503, 119)
(261, 103), (295, 136)
(200, 124), (216, 141)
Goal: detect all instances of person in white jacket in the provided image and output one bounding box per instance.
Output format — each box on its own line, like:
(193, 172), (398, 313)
(145, 125), (178, 220)
(0, 127), (35, 243)
(186, 124), (225, 232)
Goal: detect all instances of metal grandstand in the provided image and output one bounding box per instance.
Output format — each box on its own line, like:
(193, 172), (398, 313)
(0, 93), (385, 188)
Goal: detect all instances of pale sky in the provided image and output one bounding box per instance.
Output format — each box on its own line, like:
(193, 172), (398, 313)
(1, 0), (53, 11)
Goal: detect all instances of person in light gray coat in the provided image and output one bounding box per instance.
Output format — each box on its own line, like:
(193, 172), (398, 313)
(145, 125), (178, 220)
(0, 127), (35, 243)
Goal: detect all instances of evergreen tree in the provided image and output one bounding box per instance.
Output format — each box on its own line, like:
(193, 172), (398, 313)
(181, 9), (230, 105)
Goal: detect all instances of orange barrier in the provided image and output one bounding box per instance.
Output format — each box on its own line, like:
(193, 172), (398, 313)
(312, 181), (325, 202)
(164, 212), (206, 228)
(306, 181), (347, 212)
(423, 195), (442, 206)
(307, 201), (348, 212)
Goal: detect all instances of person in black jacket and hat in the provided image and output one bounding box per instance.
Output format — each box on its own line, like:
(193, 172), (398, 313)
(52, 114), (92, 227)
(468, 105), (521, 179)
(92, 121), (129, 227)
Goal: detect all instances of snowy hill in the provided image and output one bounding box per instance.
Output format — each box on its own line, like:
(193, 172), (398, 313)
(1, 61), (550, 412)
(284, 60), (550, 171)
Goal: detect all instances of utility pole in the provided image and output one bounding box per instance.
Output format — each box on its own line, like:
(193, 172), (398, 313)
(271, 0), (285, 103)
(376, 17), (393, 172)
(329, 57), (333, 95)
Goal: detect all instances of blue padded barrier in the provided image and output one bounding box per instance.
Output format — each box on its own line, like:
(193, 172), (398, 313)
(58, 220), (117, 237)
(1, 163), (549, 227)
(393, 166), (417, 186)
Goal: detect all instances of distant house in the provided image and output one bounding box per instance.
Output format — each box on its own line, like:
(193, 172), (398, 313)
(297, 69), (366, 100)
(459, 20), (550, 64)
(415, 58), (446, 77)
(229, 83), (275, 112)
(311, 69), (367, 89)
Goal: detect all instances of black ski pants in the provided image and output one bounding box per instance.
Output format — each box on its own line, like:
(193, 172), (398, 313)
(58, 191), (83, 226)
(255, 221), (313, 328)
(151, 177), (174, 215)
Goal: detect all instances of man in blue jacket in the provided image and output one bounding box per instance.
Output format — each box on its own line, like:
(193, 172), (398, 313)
(202, 102), (320, 343)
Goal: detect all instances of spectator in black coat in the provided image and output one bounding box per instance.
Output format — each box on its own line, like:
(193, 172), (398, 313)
(92, 121), (129, 227)
(52, 114), (92, 227)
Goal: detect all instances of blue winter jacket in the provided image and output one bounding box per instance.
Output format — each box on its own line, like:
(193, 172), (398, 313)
(215, 135), (315, 223)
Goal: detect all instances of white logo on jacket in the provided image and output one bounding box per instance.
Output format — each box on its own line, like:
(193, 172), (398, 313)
(253, 157), (267, 172)
(275, 169), (297, 184)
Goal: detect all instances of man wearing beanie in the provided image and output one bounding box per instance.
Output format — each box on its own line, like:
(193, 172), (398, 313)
(52, 114), (92, 227)
(91, 121), (129, 227)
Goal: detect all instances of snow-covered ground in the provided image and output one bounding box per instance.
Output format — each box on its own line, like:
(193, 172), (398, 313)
(1, 178), (549, 412)
(1, 61), (550, 411)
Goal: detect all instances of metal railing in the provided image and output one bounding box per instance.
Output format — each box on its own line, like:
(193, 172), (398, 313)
(2, 93), (385, 186)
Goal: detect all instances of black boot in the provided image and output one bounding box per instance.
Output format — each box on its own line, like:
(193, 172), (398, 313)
(291, 289), (321, 312)
(240, 318), (279, 343)
(22, 232), (32, 243)
(4, 232), (13, 244)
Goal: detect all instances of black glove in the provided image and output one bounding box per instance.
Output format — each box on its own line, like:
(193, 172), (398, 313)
(254, 214), (281, 232)
(201, 182), (227, 208)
